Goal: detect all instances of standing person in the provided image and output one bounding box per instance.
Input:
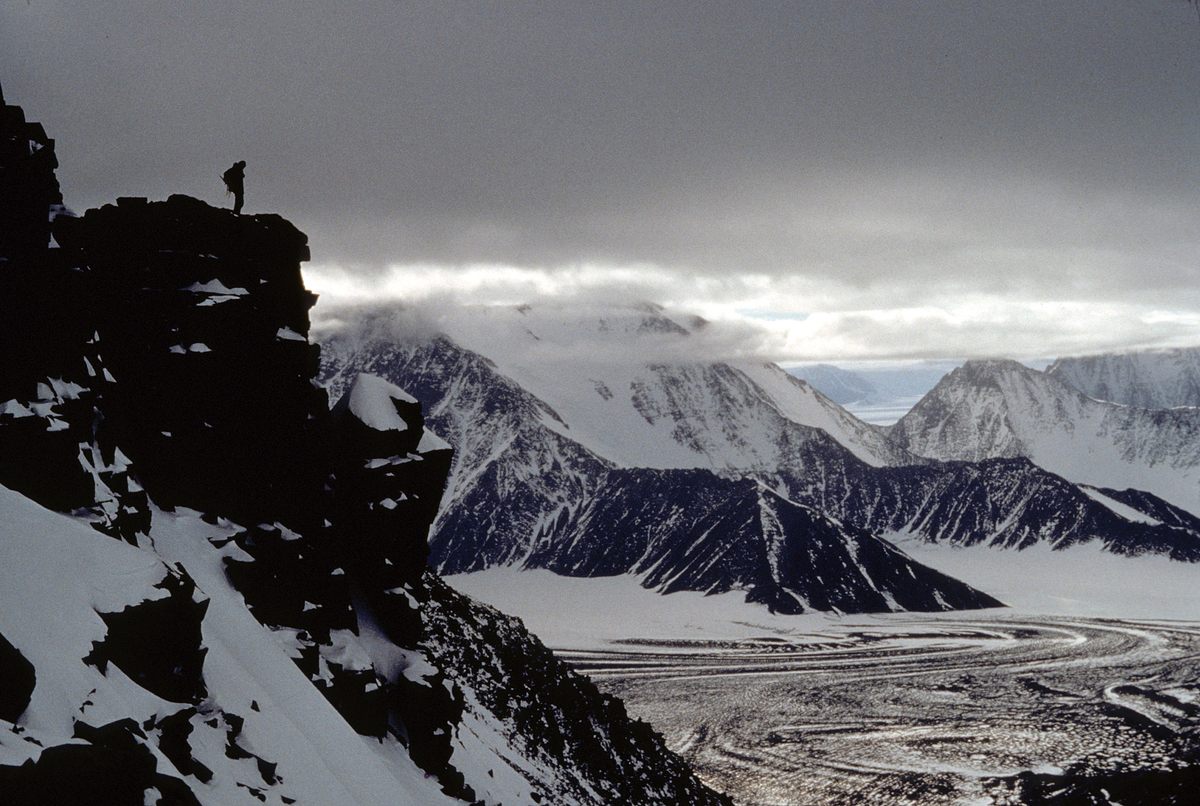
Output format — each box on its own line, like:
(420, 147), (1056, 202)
(222, 160), (246, 214)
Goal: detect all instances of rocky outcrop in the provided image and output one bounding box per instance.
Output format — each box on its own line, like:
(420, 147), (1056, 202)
(0, 633), (34, 724)
(330, 372), (453, 586)
(0, 736), (201, 806)
(0, 85), (141, 539)
(40, 193), (472, 796)
(84, 570), (210, 704)
(0, 89), (728, 805)
(0, 83), (63, 259)
(52, 195), (328, 531)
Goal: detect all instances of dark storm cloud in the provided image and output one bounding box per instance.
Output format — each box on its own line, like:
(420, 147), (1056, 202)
(3, 1), (1199, 356)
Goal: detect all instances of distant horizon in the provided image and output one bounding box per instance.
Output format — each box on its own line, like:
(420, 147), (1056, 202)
(307, 289), (1199, 368)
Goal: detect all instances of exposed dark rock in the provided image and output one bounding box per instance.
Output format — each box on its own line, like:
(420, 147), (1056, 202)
(0, 740), (198, 806)
(330, 372), (453, 590)
(0, 83), (63, 259)
(0, 94), (153, 544)
(521, 468), (1000, 613)
(85, 570), (209, 704)
(154, 708), (213, 784)
(772, 457), (1200, 561)
(0, 717), (200, 805)
(0, 632), (35, 723)
(221, 522), (355, 640)
(52, 194), (329, 532)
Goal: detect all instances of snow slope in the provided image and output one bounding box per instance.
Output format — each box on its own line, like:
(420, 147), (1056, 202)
(890, 536), (1200, 621)
(0, 485), (453, 806)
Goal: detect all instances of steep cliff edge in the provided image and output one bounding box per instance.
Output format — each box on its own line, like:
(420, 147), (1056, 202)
(0, 89), (728, 805)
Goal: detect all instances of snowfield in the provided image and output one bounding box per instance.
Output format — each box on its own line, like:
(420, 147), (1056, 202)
(0, 487), (455, 805)
(447, 540), (1200, 650)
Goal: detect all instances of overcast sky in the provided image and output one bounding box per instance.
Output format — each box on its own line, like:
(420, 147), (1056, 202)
(3, 1), (1199, 361)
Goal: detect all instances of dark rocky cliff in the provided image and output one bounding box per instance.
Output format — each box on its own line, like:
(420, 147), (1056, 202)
(0, 88), (728, 805)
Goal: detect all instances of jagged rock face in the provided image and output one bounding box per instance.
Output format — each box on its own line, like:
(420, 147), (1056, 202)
(52, 195), (330, 532)
(0, 99), (149, 542)
(1048, 346), (1200, 409)
(772, 458), (1200, 561)
(0, 739), (202, 806)
(84, 571), (210, 704)
(0, 633), (34, 724)
(0, 85), (63, 259)
(889, 358), (1200, 516)
(330, 372), (453, 585)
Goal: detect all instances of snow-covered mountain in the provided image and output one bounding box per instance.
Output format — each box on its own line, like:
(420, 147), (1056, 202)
(322, 304), (910, 471)
(489, 303), (902, 468)
(771, 458), (1200, 560)
(0, 93), (726, 805)
(1047, 346), (1200, 409)
(320, 308), (1200, 612)
(889, 359), (1200, 515)
(320, 331), (1000, 614)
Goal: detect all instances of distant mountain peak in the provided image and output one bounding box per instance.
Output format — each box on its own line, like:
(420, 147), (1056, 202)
(1048, 346), (1200, 409)
(892, 353), (1200, 515)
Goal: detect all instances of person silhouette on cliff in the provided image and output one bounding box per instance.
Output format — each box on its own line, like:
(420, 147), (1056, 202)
(222, 160), (246, 214)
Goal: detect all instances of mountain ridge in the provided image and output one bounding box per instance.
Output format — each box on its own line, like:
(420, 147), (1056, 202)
(1047, 346), (1200, 409)
(889, 358), (1200, 515)
(320, 331), (1000, 614)
(319, 313), (1200, 611)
